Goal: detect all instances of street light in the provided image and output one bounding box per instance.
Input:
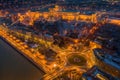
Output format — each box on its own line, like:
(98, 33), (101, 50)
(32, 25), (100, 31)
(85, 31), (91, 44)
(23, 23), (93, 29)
(53, 63), (57, 67)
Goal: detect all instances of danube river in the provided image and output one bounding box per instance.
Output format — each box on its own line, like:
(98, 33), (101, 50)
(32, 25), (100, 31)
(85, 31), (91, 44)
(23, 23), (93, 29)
(0, 38), (45, 80)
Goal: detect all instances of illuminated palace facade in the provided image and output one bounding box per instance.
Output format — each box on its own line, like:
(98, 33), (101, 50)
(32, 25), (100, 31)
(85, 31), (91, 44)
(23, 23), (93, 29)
(16, 5), (99, 26)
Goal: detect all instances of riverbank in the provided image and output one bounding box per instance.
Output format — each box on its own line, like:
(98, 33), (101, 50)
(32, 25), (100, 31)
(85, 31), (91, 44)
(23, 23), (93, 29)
(0, 37), (45, 80)
(0, 36), (45, 74)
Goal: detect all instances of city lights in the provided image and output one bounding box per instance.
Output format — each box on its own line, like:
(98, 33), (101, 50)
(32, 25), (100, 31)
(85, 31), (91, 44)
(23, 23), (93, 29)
(0, 0), (120, 80)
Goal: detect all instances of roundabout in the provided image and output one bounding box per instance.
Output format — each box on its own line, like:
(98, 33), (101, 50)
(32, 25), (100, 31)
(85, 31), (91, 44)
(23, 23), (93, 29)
(67, 54), (87, 66)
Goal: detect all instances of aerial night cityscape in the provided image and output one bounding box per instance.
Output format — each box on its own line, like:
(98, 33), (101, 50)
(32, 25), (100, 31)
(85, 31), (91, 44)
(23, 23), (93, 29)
(0, 0), (120, 80)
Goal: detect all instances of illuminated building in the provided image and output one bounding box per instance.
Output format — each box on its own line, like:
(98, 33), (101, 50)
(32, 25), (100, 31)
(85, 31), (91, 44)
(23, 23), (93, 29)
(81, 66), (119, 80)
(93, 48), (120, 78)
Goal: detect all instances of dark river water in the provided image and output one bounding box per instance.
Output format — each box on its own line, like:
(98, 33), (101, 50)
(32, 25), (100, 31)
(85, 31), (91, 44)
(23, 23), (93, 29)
(0, 38), (45, 80)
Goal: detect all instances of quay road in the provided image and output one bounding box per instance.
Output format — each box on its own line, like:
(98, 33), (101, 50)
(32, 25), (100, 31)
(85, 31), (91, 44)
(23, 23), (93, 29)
(0, 37), (45, 80)
(0, 25), (51, 73)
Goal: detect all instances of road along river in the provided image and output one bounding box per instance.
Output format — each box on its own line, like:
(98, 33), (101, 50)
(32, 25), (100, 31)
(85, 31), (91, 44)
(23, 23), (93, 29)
(0, 37), (45, 80)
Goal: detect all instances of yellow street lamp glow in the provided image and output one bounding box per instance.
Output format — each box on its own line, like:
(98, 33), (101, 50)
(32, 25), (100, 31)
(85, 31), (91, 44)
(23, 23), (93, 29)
(53, 64), (57, 67)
